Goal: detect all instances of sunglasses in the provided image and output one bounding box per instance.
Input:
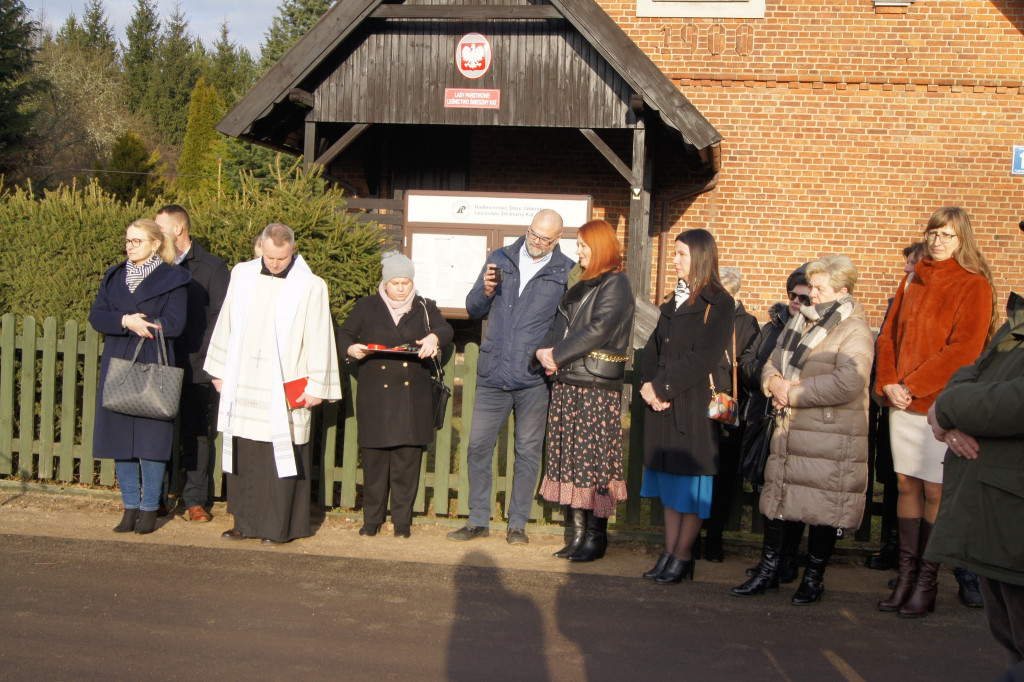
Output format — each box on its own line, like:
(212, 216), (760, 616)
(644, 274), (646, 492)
(788, 291), (811, 305)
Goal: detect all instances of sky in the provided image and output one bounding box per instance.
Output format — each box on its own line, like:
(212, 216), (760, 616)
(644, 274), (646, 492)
(26, 0), (279, 56)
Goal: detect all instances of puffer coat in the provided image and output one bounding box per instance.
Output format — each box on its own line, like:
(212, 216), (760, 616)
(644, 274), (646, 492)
(759, 300), (875, 530)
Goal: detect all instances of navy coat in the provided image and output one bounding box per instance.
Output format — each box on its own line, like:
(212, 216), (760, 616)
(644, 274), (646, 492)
(336, 294), (454, 448)
(465, 236), (573, 390)
(642, 286), (735, 476)
(90, 260), (191, 461)
(173, 240), (229, 384)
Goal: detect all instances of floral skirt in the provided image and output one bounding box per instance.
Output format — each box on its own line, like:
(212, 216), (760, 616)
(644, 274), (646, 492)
(539, 382), (627, 518)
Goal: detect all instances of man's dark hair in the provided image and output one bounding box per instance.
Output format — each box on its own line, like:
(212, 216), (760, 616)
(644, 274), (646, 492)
(156, 204), (191, 233)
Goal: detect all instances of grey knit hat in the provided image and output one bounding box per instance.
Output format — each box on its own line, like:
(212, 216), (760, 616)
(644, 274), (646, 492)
(381, 252), (415, 283)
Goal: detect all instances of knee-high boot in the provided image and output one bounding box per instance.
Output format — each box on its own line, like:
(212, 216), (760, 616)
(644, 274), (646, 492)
(554, 508), (587, 558)
(569, 512), (608, 562)
(878, 517), (921, 612)
(779, 520), (805, 584)
(899, 520), (940, 618)
(732, 518), (786, 596)
(792, 525), (837, 605)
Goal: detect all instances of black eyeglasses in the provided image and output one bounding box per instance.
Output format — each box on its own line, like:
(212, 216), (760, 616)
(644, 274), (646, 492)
(527, 227), (557, 246)
(125, 238), (145, 247)
(788, 291), (811, 305)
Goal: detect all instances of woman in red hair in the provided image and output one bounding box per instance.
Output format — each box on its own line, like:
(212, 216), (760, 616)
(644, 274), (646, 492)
(535, 219), (635, 562)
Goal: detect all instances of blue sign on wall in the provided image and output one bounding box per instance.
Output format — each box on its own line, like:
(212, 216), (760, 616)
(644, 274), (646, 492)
(1014, 145), (1024, 176)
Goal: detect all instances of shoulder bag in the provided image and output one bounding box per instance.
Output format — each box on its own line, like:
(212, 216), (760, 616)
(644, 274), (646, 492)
(739, 402), (776, 487)
(707, 318), (739, 426)
(420, 300), (451, 429)
(102, 323), (184, 420)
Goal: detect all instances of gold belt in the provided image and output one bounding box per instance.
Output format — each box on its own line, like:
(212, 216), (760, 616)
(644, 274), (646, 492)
(587, 349), (628, 363)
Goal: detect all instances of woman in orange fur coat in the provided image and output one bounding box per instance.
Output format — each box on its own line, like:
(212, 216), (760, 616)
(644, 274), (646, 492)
(874, 206), (998, 618)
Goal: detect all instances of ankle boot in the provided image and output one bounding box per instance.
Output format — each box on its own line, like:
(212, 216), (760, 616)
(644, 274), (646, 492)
(878, 517), (921, 612)
(134, 510), (158, 535)
(569, 512), (608, 562)
(899, 520), (939, 618)
(865, 524), (900, 571)
(792, 525), (836, 605)
(643, 552), (673, 580)
(655, 555), (695, 584)
(113, 509), (139, 533)
(554, 508), (587, 558)
(732, 519), (786, 596)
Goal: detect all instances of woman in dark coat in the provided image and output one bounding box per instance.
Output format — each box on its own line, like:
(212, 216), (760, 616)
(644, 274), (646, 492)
(336, 253), (454, 538)
(90, 219), (190, 535)
(639, 229), (734, 584)
(535, 219), (635, 562)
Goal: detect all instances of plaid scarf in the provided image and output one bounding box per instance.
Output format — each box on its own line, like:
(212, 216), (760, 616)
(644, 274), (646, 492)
(778, 294), (854, 382)
(674, 280), (690, 309)
(125, 253), (162, 293)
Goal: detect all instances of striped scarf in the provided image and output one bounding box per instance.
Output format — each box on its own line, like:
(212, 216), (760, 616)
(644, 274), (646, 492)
(778, 294), (855, 382)
(674, 280), (691, 309)
(125, 253), (162, 293)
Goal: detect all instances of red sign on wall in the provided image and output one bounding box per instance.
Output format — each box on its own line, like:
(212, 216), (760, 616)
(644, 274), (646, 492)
(456, 33), (492, 79)
(444, 88), (501, 109)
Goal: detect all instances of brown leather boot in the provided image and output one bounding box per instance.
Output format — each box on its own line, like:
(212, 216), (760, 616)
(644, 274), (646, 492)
(878, 517), (921, 612)
(899, 520), (939, 618)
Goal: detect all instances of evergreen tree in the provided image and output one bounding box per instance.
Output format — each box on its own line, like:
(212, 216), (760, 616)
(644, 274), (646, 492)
(206, 21), (257, 108)
(0, 0), (41, 181)
(259, 0), (332, 71)
(148, 4), (200, 146)
(81, 0), (118, 58)
(122, 0), (160, 114)
(177, 77), (227, 197)
(97, 131), (164, 203)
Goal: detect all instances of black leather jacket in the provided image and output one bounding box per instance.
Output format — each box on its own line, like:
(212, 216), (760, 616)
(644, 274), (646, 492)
(543, 270), (635, 390)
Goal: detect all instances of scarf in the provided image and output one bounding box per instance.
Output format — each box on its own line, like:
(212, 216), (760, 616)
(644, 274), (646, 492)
(125, 253), (162, 293)
(218, 255), (313, 478)
(378, 281), (416, 325)
(778, 294), (855, 382)
(674, 280), (690, 309)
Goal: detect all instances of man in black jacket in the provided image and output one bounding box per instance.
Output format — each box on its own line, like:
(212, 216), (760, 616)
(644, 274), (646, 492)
(156, 205), (230, 522)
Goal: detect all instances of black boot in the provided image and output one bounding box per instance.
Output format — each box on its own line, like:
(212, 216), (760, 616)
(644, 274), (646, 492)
(643, 552), (672, 580)
(554, 508), (587, 559)
(792, 525), (837, 605)
(113, 509), (139, 533)
(778, 521), (805, 584)
(732, 519), (786, 596)
(569, 512), (608, 562)
(865, 524), (899, 571)
(134, 510), (158, 535)
(655, 555), (695, 584)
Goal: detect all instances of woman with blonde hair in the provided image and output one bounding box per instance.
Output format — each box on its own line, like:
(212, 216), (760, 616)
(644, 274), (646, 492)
(875, 207), (996, 617)
(90, 219), (190, 535)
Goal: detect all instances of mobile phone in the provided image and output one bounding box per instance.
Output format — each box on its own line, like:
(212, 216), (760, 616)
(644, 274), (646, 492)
(491, 265), (504, 283)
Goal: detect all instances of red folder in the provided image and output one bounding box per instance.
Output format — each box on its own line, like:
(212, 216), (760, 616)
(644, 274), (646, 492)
(284, 377), (309, 409)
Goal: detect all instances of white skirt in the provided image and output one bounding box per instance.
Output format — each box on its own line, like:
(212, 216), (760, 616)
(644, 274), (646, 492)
(889, 408), (947, 484)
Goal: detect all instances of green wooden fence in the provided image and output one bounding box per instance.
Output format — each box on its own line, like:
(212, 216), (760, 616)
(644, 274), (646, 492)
(2, 312), (877, 537)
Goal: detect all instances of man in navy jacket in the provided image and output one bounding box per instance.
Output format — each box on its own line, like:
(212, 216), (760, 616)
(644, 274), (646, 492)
(448, 209), (573, 544)
(156, 205), (230, 522)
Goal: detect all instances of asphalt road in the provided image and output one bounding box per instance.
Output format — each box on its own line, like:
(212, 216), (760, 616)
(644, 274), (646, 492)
(0, 533), (1004, 681)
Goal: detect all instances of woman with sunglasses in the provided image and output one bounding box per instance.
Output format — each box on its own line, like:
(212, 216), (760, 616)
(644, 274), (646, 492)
(875, 207), (998, 617)
(90, 219), (190, 535)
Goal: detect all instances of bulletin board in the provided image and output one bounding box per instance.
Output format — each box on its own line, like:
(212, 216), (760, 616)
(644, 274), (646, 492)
(403, 190), (592, 318)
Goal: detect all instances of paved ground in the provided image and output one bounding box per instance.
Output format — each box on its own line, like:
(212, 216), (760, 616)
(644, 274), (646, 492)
(0, 486), (1006, 681)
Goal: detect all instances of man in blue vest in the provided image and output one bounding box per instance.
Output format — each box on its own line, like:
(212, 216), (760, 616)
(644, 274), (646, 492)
(449, 209), (573, 544)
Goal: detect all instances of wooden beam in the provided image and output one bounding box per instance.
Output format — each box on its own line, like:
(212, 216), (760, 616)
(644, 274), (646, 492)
(579, 129), (631, 183)
(288, 88), (314, 109)
(303, 120), (316, 173)
(625, 123), (654, 325)
(370, 5), (561, 19)
(313, 123), (371, 168)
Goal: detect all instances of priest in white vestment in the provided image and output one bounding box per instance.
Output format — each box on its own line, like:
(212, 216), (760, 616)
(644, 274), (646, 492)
(204, 223), (342, 544)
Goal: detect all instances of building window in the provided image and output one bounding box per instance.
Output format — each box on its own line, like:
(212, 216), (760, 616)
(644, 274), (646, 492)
(636, 0), (765, 19)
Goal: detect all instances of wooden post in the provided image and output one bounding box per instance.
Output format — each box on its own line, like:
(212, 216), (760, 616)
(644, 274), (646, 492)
(304, 120), (317, 173)
(625, 122), (654, 317)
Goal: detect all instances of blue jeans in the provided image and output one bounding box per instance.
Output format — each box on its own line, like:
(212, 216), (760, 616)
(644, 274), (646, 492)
(116, 459), (166, 512)
(466, 383), (550, 529)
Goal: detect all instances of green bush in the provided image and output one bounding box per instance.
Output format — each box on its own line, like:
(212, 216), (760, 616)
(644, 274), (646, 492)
(0, 158), (382, 330)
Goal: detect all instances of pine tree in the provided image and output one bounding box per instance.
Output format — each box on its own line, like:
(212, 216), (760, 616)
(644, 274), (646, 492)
(0, 0), (41, 181)
(148, 4), (201, 146)
(122, 0), (161, 114)
(177, 77), (227, 197)
(97, 131), (164, 203)
(259, 0), (333, 71)
(205, 21), (257, 108)
(81, 0), (118, 58)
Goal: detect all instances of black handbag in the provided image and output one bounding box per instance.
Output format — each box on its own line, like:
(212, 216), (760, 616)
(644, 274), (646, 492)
(421, 301), (450, 429)
(583, 349), (628, 380)
(739, 404), (776, 487)
(101, 323), (183, 420)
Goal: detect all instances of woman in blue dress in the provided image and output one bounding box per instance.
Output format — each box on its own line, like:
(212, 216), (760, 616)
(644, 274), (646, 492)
(639, 229), (734, 584)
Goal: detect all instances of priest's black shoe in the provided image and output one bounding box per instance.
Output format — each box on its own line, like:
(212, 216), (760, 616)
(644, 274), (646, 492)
(654, 556), (694, 584)
(221, 528), (245, 540)
(113, 509), (139, 533)
(394, 526), (411, 539)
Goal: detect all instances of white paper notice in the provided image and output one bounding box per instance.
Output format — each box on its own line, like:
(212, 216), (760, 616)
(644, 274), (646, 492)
(411, 233), (490, 309)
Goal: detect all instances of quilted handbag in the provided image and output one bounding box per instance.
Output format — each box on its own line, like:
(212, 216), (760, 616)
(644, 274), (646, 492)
(101, 324), (183, 420)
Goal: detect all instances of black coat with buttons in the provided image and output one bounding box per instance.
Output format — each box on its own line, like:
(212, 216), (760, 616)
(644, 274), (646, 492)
(641, 286), (734, 476)
(336, 293), (454, 448)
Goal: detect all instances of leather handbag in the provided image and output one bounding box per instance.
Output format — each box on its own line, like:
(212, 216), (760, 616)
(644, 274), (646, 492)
(101, 324), (183, 420)
(583, 349), (629, 380)
(740, 404), (776, 487)
(707, 327), (739, 426)
(421, 300), (450, 429)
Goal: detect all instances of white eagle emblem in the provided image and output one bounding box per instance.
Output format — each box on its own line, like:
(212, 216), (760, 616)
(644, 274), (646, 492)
(461, 43), (486, 70)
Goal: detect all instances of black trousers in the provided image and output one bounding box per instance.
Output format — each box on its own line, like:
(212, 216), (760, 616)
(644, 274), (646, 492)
(982, 577), (1024, 669)
(361, 446), (423, 528)
(179, 383), (218, 509)
(706, 425), (743, 537)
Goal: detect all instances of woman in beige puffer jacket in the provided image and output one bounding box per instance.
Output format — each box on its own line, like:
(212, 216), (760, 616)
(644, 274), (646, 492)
(732, 255), (874, 605)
